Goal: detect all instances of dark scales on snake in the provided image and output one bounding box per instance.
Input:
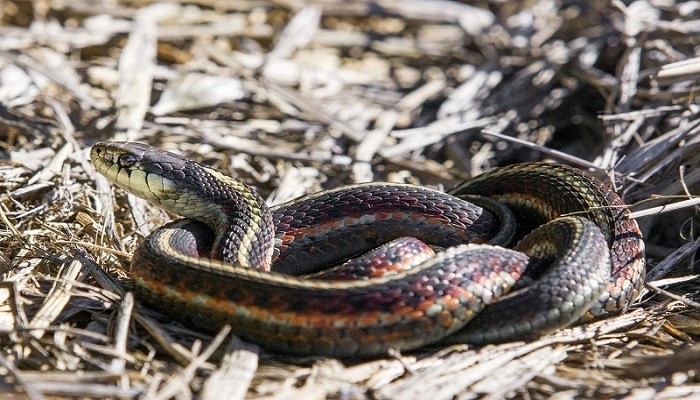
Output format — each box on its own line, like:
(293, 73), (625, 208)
(91, 141), (645, 358)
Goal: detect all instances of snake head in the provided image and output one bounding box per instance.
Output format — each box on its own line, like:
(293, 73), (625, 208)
(90, 141), (274, 268)
(90, 141), (188, 205)
(90, 141), (237, 226)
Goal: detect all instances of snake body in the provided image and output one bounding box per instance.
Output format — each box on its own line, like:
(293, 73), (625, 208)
(91, 141), (645, 358)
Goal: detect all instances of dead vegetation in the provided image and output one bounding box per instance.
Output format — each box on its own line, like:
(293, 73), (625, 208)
(0, 0), (699, 398)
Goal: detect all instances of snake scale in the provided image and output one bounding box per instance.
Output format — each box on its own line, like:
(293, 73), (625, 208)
(91, 141), (645, 358)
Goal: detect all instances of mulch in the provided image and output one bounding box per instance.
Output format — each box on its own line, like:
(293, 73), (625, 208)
(0, 1), (699, 398)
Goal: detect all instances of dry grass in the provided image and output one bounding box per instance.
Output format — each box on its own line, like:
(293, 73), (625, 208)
(0, 0), (699, 398)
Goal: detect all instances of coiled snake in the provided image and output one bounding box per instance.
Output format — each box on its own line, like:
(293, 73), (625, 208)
(91, 141), (645, 358)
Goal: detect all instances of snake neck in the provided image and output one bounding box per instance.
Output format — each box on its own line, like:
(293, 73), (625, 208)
(193, 167), (275, 270)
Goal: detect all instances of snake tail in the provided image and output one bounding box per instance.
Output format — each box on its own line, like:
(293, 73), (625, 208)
(447, 216), (611, 344)
(449, 163), (645, 318)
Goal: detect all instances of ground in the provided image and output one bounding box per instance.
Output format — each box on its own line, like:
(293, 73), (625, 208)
(0, 0), (699, 399)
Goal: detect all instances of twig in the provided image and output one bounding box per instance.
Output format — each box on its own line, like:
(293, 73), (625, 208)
(627, 197), (700, 219)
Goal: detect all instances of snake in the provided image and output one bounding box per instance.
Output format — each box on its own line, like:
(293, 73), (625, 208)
(90, 141), (645, 358)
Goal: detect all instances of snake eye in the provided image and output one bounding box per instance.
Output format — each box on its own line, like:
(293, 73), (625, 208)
(118, 154), (137, 168)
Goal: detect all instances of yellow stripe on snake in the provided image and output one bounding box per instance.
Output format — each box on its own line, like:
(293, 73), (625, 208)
(91, 141), (645, 358)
